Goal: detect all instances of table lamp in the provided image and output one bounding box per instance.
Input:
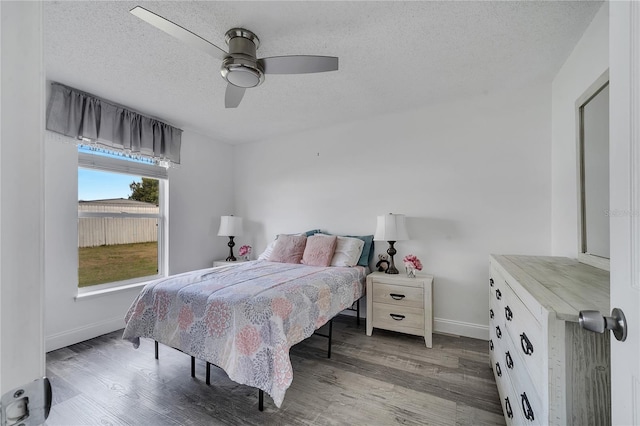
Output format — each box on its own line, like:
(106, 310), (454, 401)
(373, 213), (409, 274)
(218, 215), (243, 261)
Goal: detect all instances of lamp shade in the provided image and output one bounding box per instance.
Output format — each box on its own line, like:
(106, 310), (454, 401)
(217, 216), (243, 237)
(373, 213), (409, 241)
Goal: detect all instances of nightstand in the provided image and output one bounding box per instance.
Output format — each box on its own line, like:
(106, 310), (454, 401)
(366, 271), (434, 348)
(212, 259), (249, 267)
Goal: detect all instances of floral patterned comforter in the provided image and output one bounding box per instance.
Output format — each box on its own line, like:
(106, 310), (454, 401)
(122, 260), (366, 407)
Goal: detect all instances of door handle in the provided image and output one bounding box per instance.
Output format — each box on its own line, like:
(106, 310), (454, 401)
(579, 307), (627, 342)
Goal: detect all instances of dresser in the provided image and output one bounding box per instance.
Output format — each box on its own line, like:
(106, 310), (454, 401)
(489, 255), (610, 425)
(366, 271), (434, 348)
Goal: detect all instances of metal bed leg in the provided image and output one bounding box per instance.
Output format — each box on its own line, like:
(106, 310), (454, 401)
(155, 341), (159, 359)
(191, 356), (195, 378)
(259, 389), (264, 411)
(206, 362), (211, 385)
(328, 319), (333, 359)
(357, 299), (360, 326)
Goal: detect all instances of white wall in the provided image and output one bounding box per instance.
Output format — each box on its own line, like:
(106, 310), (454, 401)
(551, 3), (609, 257)
(234, 83), (552, 339)
(169, 131), (235, 274)
(44, 129), (233, 351)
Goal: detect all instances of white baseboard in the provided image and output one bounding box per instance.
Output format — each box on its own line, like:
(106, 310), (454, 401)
(433, 317), (489, 340)
(45, 314), (488, 352)
(46, 317), (125, 352)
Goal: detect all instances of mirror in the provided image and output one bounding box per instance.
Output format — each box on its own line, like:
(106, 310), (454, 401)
(578, 75), (609, 270)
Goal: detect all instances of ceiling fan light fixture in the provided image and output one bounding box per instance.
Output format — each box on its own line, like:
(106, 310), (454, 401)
(221, 57), (264, 88)
(129, 8), (339, 108)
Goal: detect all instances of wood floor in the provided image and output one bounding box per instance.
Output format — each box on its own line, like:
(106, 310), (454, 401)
(45, 315), (505, 425)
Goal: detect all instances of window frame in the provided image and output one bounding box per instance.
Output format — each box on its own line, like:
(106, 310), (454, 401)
(77, 151), (169, 294)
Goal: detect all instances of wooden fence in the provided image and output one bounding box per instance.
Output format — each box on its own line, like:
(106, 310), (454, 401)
(78, 199), (159, 248)
(78, 217), (158, 247)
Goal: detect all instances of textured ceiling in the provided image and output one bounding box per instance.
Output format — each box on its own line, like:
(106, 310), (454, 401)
(44, 1), (602, 144)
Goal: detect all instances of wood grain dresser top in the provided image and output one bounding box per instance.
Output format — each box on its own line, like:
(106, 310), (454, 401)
(491, 254), (610, 322)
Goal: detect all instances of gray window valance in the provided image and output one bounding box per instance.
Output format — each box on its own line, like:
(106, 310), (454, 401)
(46, 82), (181, 165)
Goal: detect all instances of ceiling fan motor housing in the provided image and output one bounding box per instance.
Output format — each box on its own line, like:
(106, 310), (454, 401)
(221, 28), (264, 88)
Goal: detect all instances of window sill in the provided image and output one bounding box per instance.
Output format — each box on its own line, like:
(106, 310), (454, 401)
(75, 280), (150, 301)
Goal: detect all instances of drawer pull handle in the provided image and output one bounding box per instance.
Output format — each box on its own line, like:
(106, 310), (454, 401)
(520, 333), (534, 355)
(505, 397), (513, 419)
(489, 339), (494, 351)
(389, 293), (405, 300)
(490, 278), (494, 287)
(521, 392), (535, 421)
(389, 313), (405, 321)
(495, 362), (502, 377)
(505, 306), (513, 321)
(505, 351), (514, 369)
(489, 309), (494, 319)
(495, 289), (502, 300)
(496, 326), (502, 339)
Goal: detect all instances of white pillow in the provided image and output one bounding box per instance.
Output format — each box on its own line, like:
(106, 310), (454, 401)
(257, 238), (278, 260)
(330, 236), (365, 267)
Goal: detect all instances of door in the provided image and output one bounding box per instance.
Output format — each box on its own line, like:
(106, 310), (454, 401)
(0, 0), (46, 412)
(609, 2), (640, 424)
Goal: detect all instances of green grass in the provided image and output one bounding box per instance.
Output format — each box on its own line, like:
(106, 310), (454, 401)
(78, 242), (158, 287)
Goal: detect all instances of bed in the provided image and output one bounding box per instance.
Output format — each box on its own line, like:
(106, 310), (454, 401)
(122, 259), (368, 408)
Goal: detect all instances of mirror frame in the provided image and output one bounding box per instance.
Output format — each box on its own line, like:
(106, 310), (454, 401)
(576, 70), (610, 271)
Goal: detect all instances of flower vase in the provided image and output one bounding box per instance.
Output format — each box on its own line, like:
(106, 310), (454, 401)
(406, 267), (416, 278)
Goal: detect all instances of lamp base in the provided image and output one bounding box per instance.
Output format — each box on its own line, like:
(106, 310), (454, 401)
(226, 236), (237, 261)
(385, 241), (399, 274)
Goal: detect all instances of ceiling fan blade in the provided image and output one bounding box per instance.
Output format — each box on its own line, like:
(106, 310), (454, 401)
(225, 84), (246, 108)
(258, 56), (339, 75)
(130, 6), (227, 60)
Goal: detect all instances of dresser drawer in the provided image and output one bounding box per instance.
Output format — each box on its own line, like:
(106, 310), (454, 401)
(501, 281), (545, 389)
(371, 302), (424, 335)
(490, 274), (507, 312)
(371, 282), (423, 308)
(491, 342), (526, 426)
(489, 317), (505, 360)
(508, 353), (544, 425)
(502, 381), (528, 426)
(490, 289), (505, 328)
(501, 327), (544, 410)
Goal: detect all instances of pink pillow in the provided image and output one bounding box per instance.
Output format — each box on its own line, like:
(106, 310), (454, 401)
(270, 235), (307, 264)
(301, 234), (337, 267)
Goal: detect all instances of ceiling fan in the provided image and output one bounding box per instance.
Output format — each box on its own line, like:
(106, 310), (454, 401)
(130, 6), (339, 108)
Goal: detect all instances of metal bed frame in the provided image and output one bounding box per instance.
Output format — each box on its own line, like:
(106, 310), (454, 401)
(153, 299), (360, 411)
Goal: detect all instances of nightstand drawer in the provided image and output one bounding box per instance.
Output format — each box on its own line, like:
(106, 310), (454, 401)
(371, 283), (423, 308)
(371, 302), (424, 334)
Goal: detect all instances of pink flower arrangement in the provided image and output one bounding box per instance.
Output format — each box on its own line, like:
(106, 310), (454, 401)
(238, 245), (252, 257)
(403, 254), (423, 271)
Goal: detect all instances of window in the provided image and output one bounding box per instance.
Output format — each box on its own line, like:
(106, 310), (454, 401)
(77, 150), (168, 292)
